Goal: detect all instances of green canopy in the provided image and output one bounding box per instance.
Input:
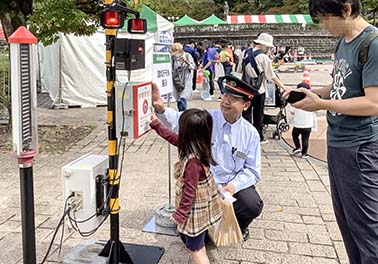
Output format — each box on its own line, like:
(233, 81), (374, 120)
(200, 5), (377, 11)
(174, 15), (200, 26)
(200, 14), (227, 25)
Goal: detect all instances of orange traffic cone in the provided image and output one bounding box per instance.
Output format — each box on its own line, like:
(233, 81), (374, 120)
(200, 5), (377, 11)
(302, 67), (311, 86)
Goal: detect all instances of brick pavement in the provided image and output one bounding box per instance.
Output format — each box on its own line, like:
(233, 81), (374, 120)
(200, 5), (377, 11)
(0, 76), (349, 263)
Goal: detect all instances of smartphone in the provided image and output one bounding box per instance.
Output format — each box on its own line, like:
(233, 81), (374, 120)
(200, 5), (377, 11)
(285, 90), (306, 103)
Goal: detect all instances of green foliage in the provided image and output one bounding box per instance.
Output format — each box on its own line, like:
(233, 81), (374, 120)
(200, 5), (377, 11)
(28, 0), (101, 46)
(141, 0), (216, 20)
(0, 45), (10, 126)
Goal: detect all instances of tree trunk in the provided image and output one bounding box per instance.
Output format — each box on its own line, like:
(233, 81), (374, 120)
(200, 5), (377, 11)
(0, 11), (27, 41)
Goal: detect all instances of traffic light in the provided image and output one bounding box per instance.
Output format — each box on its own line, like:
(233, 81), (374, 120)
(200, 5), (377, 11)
(100, 3), (147, 33)
(127, 19), (147, 34)
(101, 10), (125, 29)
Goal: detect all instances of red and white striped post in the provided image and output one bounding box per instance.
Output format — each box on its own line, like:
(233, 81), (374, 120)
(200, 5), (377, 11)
(9, 26), (38, 264)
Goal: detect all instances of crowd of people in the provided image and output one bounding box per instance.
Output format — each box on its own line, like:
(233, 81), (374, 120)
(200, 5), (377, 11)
(151, 1), (378, 263)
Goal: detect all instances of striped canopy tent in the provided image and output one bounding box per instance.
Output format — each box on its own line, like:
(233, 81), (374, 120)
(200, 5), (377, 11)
(200, 14), (227, 25)
(174, 15), (200, 26)
(227, 14), (313, 24)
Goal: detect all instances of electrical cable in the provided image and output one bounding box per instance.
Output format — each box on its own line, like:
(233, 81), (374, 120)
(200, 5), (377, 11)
(58, 190), (70, 257)
(40, 194), (73, 264)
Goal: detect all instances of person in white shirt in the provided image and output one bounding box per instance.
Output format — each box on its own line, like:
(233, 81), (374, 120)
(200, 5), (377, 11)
(290, 82), (314, 159)
(151, 75), (264, 241)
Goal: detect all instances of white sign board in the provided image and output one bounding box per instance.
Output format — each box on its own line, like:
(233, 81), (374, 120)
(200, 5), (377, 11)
(152, 53), (173, 96)
(116, 82), (152, 139)
(154, 31), (173, 52)
(133, 83), (152, 138)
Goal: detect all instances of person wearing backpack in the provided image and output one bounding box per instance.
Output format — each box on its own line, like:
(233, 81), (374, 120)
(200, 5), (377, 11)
(172, 43), (196, 111)
(183, 40), (200, 91)
(238, 33), (287, 143)
(283, 1), (378, 263)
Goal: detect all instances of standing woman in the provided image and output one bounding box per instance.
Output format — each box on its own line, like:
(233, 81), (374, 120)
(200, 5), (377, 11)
(172, 43), (196, 111)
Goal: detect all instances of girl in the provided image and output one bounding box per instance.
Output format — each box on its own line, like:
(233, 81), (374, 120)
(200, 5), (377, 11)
(150, 109), (222, 264)
(290, 82), (315, 158)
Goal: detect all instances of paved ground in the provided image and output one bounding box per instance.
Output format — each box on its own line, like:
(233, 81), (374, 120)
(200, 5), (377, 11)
(0, 65), (350, 264)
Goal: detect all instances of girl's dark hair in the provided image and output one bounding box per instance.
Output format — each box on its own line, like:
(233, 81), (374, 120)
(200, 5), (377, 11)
(177, 109), (217, 167)
(309, 0), (361, 18)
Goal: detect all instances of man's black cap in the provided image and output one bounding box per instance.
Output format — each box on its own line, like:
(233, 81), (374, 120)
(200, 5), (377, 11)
(224, 75), (259, 100)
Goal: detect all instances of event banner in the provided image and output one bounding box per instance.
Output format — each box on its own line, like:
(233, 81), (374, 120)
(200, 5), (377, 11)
(154, 31), (174, 52)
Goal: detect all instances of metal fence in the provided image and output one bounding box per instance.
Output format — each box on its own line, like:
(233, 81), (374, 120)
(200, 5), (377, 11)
(0, 43), (10, 123)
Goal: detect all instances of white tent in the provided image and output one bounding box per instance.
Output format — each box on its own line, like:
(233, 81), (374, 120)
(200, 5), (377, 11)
(39, 6), (174, 107)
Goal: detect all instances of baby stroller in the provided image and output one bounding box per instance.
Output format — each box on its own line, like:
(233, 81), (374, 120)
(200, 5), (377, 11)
(263, 80), (290, 139)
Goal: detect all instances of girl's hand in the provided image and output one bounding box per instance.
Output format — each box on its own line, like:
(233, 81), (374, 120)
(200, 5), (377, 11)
(170, 215), (179, 225)
(150, 111), (157, 122)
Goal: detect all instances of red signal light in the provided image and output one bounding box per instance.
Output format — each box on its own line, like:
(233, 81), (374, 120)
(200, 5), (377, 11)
(128, 19), (147, 34)
(101, 10), (125, 29)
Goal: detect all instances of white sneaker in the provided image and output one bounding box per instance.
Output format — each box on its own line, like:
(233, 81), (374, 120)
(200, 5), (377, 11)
(301, 154), (309, 159)
(260, 139), (269, 144)
(292, 149), (301, 155)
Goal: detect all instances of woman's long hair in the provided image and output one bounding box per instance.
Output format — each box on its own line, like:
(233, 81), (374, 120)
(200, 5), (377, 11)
(177, 109), (217, 167)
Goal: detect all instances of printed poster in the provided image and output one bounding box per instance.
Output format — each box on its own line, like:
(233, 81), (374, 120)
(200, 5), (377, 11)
(152, 52), (173, 97)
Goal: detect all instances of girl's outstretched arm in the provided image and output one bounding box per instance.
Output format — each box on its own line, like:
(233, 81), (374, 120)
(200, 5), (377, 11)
(149, 118), (178, 146)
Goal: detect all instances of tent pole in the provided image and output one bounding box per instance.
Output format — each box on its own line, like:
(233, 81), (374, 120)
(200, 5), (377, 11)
(52, 38), (67, 109)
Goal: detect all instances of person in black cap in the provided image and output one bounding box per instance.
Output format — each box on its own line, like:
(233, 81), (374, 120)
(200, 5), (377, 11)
(151, 74), (264, 242)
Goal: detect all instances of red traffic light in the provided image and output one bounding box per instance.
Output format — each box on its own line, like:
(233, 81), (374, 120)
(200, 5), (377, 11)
(101, 10), (125, 29)
(128, 19), (147, 34)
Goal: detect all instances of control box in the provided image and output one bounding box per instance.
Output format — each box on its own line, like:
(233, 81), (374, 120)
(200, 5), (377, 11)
(62, 154), (108, 233)
(114, 38), (145, 71)
(115, 82), (152, 139)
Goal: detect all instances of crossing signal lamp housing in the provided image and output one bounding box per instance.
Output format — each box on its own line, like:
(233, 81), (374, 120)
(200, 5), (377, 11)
(128, 19), (147, 34)
(101, 10), (125, 29)
(100, 6), (147, 34)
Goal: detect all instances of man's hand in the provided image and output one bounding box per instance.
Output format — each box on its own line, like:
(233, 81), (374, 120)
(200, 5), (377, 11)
(281, 87), (295, 99)
(223, 183), (235, 195)
(151, 82), (165, 114)
(292, 88), (323, 112)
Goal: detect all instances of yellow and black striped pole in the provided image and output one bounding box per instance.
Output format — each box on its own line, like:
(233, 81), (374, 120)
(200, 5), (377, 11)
(99, 0), (132, 262)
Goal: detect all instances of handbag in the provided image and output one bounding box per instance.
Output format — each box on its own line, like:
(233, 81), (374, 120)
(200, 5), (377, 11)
(214, 63), (225, 80)
(207, 198), (243, 247)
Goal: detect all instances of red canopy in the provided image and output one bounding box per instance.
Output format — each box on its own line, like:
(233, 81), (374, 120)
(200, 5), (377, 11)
(0, 21), (5, 39)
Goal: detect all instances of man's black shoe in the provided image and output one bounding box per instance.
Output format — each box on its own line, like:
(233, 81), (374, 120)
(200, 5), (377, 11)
(241, 228), (250, 241)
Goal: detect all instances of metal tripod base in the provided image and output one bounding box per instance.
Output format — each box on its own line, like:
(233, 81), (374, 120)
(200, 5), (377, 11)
(143, 204), (179, 236)
(63, 240), (164, 264)
(52, 102), (68, 110)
